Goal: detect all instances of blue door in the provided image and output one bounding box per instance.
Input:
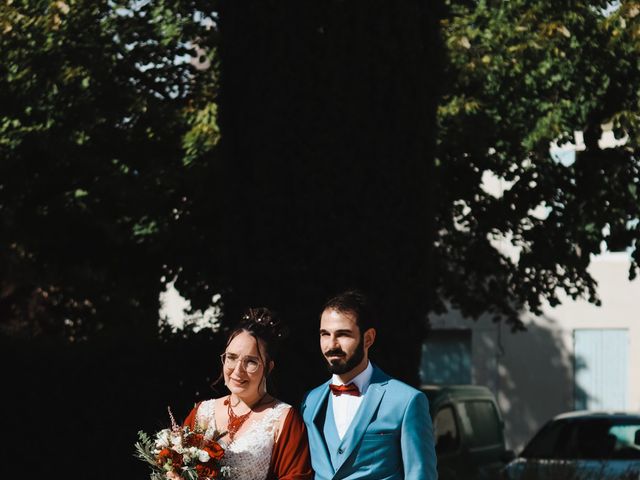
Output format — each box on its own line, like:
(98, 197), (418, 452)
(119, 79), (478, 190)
(574, 329), (628, 410)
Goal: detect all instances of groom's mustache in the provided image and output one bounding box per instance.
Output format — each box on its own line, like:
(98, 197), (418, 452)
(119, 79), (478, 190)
(324, 349), (347, 358)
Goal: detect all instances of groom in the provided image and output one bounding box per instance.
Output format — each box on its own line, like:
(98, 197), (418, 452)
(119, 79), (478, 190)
(301, 289), (437, 480)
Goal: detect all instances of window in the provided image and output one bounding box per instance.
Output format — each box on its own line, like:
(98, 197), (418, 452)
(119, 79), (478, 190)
(523, 418), (640, 460)
(434, 406), (460, 455)
(521, 420), (566, 459)
(458, 400), (502, 448)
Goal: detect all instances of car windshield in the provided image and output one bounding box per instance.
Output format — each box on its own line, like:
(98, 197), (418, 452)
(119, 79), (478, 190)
(521, 417), (640, 460)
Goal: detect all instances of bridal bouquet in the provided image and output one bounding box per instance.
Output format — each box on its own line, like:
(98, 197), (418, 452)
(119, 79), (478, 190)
(135, 408), (227, 480)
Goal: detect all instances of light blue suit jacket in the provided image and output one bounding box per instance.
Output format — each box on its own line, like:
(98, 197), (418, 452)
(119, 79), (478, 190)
(301, 365), (437, 480)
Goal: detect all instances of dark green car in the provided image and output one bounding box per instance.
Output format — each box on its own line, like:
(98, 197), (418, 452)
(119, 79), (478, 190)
(421, 385), (515, 480)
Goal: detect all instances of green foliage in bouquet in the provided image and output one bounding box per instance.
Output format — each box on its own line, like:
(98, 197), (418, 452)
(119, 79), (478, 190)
(134, 417), (226, 480)
(134, 431), (165, 479)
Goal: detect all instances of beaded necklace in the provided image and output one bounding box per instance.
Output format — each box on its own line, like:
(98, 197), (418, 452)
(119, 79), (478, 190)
(224, 393), (268, 441)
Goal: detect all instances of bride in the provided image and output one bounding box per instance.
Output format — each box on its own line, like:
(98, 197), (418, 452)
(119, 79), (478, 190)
(182, 308), (312, 480)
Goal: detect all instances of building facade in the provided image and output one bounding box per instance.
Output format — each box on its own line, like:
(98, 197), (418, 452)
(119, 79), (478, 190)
(422, 252), (640, 451)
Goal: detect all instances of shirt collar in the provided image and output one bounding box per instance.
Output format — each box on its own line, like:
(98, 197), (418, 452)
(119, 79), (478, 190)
(331, 361), (373, 394)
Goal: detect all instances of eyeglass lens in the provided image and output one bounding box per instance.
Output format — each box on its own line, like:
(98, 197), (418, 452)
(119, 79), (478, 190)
(221, 353), (261, 373)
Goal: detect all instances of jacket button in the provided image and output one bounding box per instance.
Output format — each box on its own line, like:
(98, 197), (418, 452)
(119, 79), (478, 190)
(338, 448), (344, 454)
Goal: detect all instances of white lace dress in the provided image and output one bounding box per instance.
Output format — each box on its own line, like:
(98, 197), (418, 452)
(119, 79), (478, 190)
(194, 400), (291, 480)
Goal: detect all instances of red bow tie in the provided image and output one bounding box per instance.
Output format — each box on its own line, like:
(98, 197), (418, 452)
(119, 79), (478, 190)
(329, 383), (361, 397)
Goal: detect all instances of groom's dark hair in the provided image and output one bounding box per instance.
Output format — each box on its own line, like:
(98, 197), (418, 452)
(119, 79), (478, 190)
(322, 289), (379, 333)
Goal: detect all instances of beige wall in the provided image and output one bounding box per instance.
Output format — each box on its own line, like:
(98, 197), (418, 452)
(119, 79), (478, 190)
(431, 252), (640, 452)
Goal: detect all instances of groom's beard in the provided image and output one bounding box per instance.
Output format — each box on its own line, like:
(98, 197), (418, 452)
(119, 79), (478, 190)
(324, 338), (365, 375)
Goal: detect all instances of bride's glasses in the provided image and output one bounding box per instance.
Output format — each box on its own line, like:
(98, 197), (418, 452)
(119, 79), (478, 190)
(220, 353), (262, 373)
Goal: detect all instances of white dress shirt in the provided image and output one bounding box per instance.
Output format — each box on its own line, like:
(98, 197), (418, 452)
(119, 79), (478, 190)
(330, 361), (373, 439)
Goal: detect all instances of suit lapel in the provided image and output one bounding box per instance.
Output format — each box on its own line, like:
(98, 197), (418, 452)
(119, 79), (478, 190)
(311, 380), (332, 428)
(308, 382), (334, 474)
(333, 367), (389, 474)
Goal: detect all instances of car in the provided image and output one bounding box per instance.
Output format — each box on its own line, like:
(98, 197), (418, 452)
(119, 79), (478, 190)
(502, 411), (640, 480)
(421, 384), (515, 480)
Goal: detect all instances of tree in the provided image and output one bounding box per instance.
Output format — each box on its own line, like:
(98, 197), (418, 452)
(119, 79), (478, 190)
(433, 0), (640, 328)
(0, 0), (219, 339)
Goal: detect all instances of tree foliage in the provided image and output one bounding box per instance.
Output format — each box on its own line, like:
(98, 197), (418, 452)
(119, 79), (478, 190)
(0, 0), (218, 339)
(435, 0), (640, 327)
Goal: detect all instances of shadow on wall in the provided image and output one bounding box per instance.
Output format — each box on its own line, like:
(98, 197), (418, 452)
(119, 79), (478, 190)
(428, 309), (589, 452)
(488, 313), (589, 452)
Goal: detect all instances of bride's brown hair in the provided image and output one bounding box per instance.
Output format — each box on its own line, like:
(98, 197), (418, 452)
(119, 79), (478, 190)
(226, 307), (288, 370)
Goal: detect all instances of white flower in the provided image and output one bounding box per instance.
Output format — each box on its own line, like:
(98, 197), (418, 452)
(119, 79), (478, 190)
(198, 449), (211, 463)
(170, 432), (183, 448)
(182, 447), (200, 463)
(155, 429), (171, 449)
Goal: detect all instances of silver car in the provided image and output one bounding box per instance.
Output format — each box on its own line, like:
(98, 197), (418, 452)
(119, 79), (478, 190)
(502, 411), (640, 480)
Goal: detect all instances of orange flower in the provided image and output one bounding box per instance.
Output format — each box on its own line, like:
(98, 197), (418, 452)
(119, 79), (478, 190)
(195, 461), (219, 479)
(157, 448), (171, 464)
(203, 440), (224, 460)
(157, 448), (183, 469)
